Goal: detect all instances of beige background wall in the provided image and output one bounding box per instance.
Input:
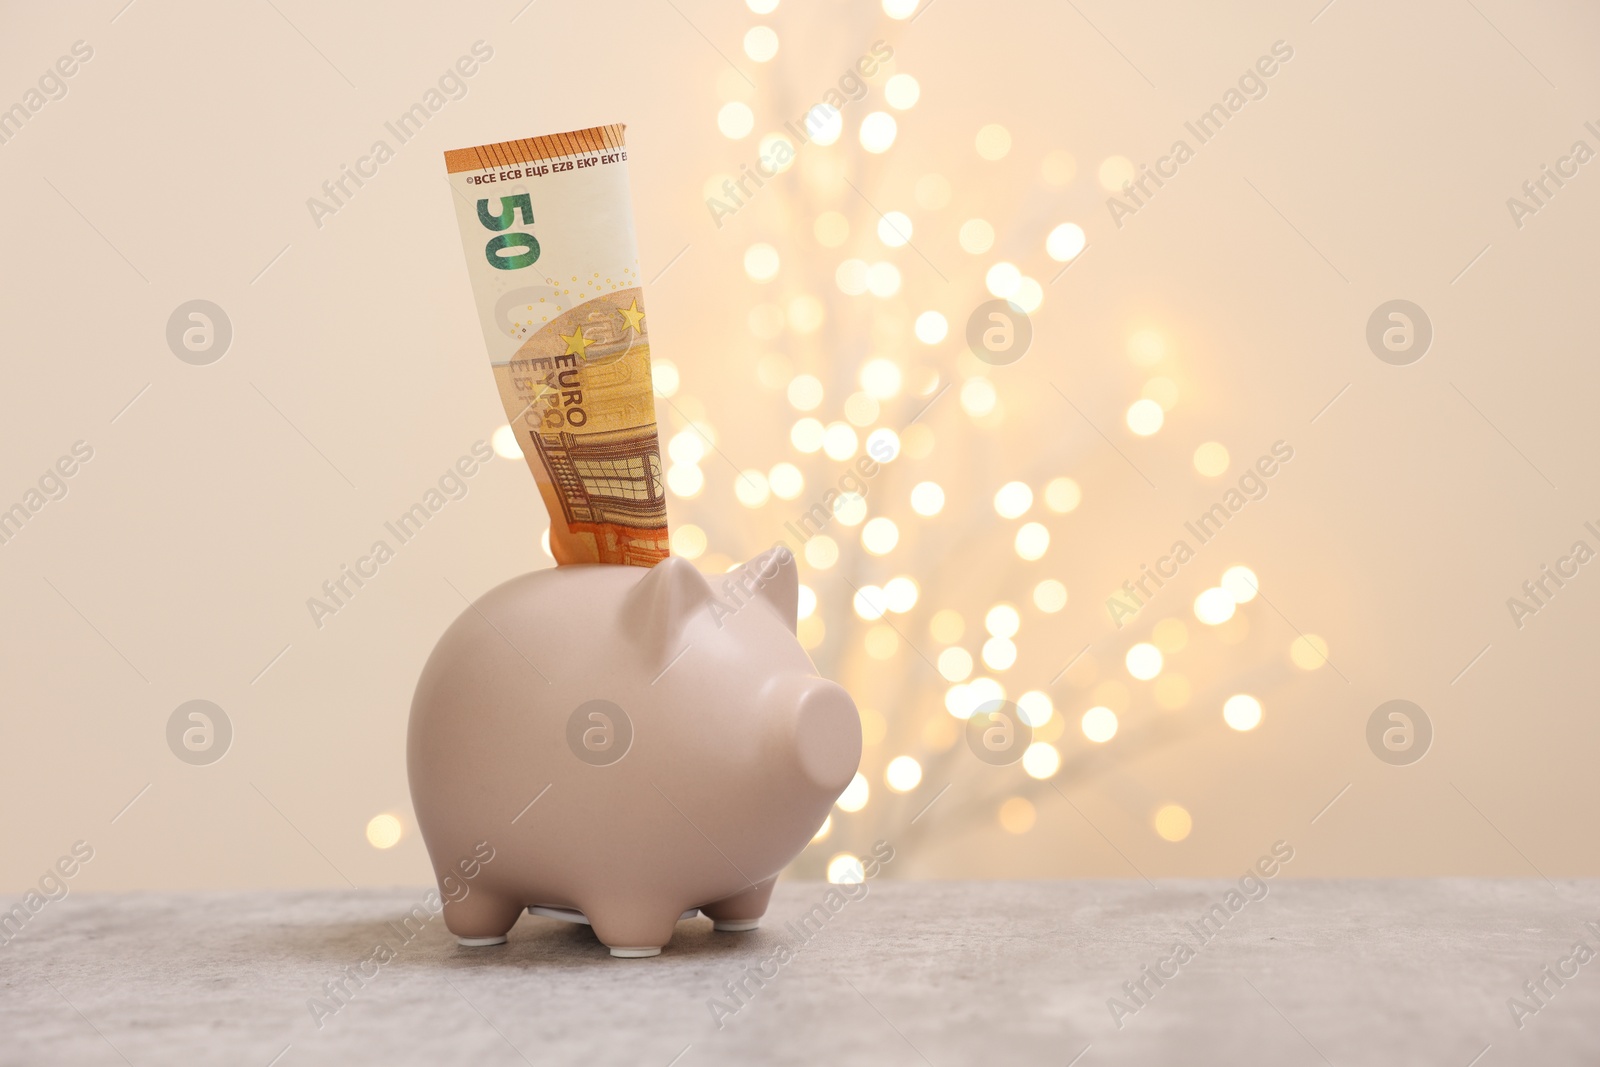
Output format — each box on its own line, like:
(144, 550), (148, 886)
(2, 0), (1597, 893)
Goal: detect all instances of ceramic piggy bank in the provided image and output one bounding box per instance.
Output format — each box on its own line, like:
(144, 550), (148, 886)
(407, 547), (861, 957)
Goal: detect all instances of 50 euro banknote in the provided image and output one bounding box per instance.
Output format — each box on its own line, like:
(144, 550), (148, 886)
(444, 124), (669, 567)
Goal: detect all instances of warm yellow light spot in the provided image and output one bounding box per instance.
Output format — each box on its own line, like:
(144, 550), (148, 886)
(975, 124), (1012, 160)
(937, 646), (973, 682)
(798, 614), (825, 649)
(914, 310), (948, 344)
(985, 261), (1022, 298)
(787, 294), (823, 334)
(815, 211), (850, 247)
(960, 377), (997, 417)
(1154, 804), (1192, 842)
(1046, 222), (1086, 262)
(860, 358), (903, 399)
(823, 421), (859, 460)
(1152, 617), (1188, 652)
(769, 462), (804, 499)
(830, 493), (867, 529)
(666, 463), (704, 498)
(669, 523), (706, 558)
(743, 25), (778, 62)
(1291, 634), (1330, 670)
(885, 73), (920, 109)
(910, 481), (945, 516)
(1017, 690), (1053, 727)
(791, 417), (824, 452)
(1033, 579), (1068, 613)
(877, 211), (913, 248)
(866, 261), (902, 298)
(827, 853), (865, 883)
(1044, 477), (1082, 513)
(836, 772), (869, 812)
(853, 585), (887, 620)
(1194, 587), (1236, 625)
(967, 676), (1005, 711)
(1042, 149), (1077, 186)
(930, 609), (965, 644)
(843, 392), (880, 427)
(999, 797), (1036, 834)
(804, 535), (839, 569)
(1012, 277), (1044, 314)
(1125, 642), (1163, 680)
(994, 481), (1033, 519)
(744, 243), (780, 282)
(1022, 742), (1060, 780)
(717, 102), (754, 139)
(836, 258), (870, 295)
(734, 470), (770, 508)
(650, 359), (680, 399)
(885, 756), (923, 792)
(868, 428), (902, 463)
(1126, 398), (1164, 436)
(981, 636), (1017, 671)
(859, 707), (886, 746)
(1222, 566), (1260, 603)
(1194, 441), (1230, 477)
(864, 624), (899, 660)
(366, 814), (403, 850)
(859, 111), (897, 153)
(1127, 328), (1166, 366)
(668, 430), (706, 465)
(1015, 523), (1050, 560)
(1081, 706), (1118, 743)
(797, 584), (817, 619)
(1098, 155), (1136, 191)
(811, 815), (832, 842)
(882, 0), (918, 17)
(959, 218), (995, 254)
(985, 604), (1020, 638)
(862, 517), (899, 554)
(883, 576), (919, 613)
(491, 425), (522, 460)
(1224, 694), (1262, 731)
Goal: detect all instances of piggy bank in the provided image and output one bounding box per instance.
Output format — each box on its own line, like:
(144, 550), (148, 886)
(406, 547), (861, 957)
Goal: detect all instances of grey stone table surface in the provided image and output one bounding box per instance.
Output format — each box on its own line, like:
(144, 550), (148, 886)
(3, 879), (1598, 1066)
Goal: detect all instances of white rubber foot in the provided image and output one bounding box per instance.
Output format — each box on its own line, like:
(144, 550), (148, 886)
(713, 919), (761, 932)
(608, 946), (662, 958)
(457, 935), (507, 947)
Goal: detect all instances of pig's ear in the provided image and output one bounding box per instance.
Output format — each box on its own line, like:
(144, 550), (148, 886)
(625, 556), (714, 640)
(740, 546), (798, 633)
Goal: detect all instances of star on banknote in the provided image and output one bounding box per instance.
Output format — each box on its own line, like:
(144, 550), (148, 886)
(561, 326), (592, 358)
(617, 299), (646, 334)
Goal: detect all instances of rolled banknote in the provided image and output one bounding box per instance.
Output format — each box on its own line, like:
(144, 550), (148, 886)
(444, 124), (669, 567)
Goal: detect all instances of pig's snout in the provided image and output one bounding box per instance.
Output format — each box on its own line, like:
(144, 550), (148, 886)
(768, 675), (862, 797)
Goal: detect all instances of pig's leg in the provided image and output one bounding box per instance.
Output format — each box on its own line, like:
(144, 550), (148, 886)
(700, 876), (776, 932)
(442, 887), (524, 947)
(585, 902), (685, 958)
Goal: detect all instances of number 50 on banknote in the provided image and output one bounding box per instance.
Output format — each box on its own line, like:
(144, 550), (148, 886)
(444, 124), (670, 567)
